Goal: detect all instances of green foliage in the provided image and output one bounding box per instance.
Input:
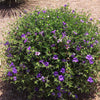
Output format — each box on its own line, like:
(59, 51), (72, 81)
(3, 4), (100, 100)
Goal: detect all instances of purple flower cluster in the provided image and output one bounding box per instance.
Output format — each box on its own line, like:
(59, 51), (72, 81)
(13, 76), (17, 81)
(73, 31), (77, 35)
(40, 76), (45, 82)
(27, 46), (31, 50)
(36, 73), (41, 78)
(58, 75), (64, 81)
(62, 32), (66, 39)
(4, 41), (9, 46)
(51, 44), (55, 47)
(57, 39), (62, 43)
(24, 38), (28, 43)
(54, 71), (59, 76)
(72, 57), (78, 62)
(86, 55), (94, 64)
(80, 19), (84, 23)
(43, 62), (49, 66)
(76, 45), (81, 51)
(21, 34), (26, 38)
(85, 32), (89, 35)
(7, 72), (12, 76)
(12, 67), (17, 74)
(39, 60), (49, 67)
(53, 55), (58, 60)
(60, 68), (65, 73)
(9, 62), (15, 67)
(51, 30), (56, 34)
(87, 77), (94, 83)
(67, 40), (71, 44)
(63, 21), (66, 25)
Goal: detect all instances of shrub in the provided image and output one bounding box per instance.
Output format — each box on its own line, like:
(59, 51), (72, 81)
(3, 4), (100, 100)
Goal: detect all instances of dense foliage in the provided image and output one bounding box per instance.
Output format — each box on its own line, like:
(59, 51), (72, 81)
(4, 4), (100, 100)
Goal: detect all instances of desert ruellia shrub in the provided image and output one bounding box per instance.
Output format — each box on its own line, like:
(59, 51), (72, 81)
(3, 4), (100, 100)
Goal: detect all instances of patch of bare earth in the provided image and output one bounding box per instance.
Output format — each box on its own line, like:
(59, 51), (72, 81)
(0, 0), (100, 100)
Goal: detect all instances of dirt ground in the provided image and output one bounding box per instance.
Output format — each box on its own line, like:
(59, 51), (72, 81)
(0, 0), (100, 100)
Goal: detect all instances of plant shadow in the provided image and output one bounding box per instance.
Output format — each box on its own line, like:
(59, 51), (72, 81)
(0, 0), (37, 18)
(0, 78), (99, 100)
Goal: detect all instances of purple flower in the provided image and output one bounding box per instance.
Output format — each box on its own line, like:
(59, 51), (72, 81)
(58, 38), (63, 43)
(67, 40), (71, 44)
(4, 41), (9, 46)
(89, 60), (94, 64)
(41, 76), (45, 82)
(63, 21), (66, 25)
(12, 67), (17, 74)
(95, 40), (99, 44)
(72, 10), (75, 13)
(95, 32), (98, 35)
(85, 32), (89, 35)
(38, 12), (41, 14)
(76, 46), (81, 51)
(51, 44), (55, 47)
(9, 62), (14, 67)
(54, 71), (59, 76)
(53, 36), (57, 39)
(65, 45), (70, 49)
(57, 85), (61, 91)
(71, 53), (75, 58)
(80, 19), (84, 23)
(82, 61), (86, 64)
(35, 32), (38, 35)
(51, 92), (55, 96)
(87, 77), (94, 83)
(72, 57), (78, 62)
(58, 75), (64, 81)
(53, 55), (58, 60)
(83, 40), (86, 42)
(43, 10), (46, 13)
(64, 4), (67, 7)
(7, 72), (12, 76)
(24, 38), (28, 43)
(27, 46), (31, 51)
(39, 31), (44, 36)
(60, 68), (65, 73)
(35, 52), (41, 56)
(21, 34), (26, 38)
(86, 55), (93, 61)
(90, 44), (93, 48)
(90, 18), (93, 21)
(39, 60), (44, 63)
(43, 62), (49, 66)
(36, 73), (41, 78)
(6, 47), (11, 52)
(57, 16), (59, 18)
(62, 59), (66, 62)
(75, 94), (78, 98)
(91, 37), (94, 40)
(7, 53), (12, 57)
(73, 31), (77, 35)
(57, 39), (62, 43)
(13, 76), (17, 81)
(62, 32), (66, 38)
(87, 41), (89, 43)
(57, 92), (61, 97)
(51, 30), (56, 34)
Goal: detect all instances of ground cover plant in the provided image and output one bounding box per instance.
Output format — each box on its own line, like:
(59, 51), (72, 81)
(3, 4), (100, 100)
